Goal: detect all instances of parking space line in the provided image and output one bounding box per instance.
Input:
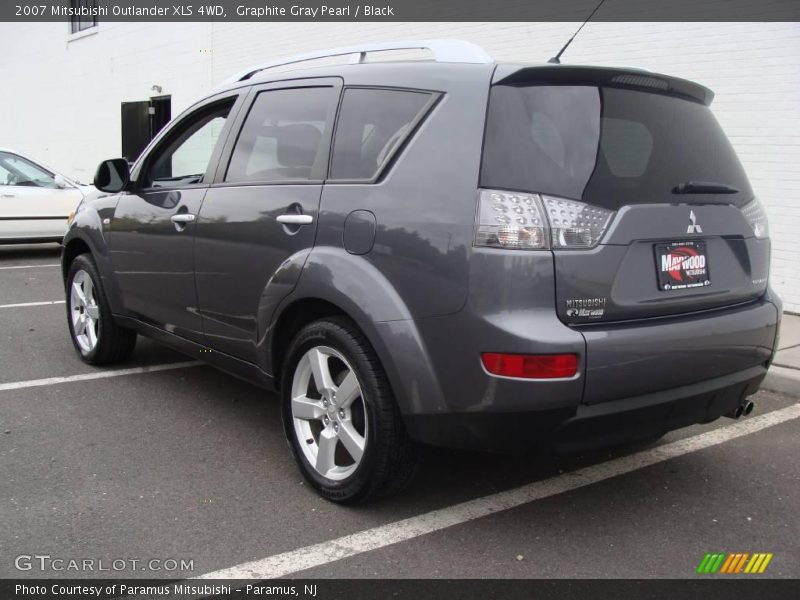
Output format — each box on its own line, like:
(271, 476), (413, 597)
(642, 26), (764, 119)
(196, 402), (800, 580)
(0, 264), (60, 270)
(0, 300), (65, 309)
(0, 361), (203, 392)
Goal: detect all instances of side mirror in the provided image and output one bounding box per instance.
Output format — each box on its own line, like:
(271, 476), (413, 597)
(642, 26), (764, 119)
(93, 158), (130, 193)
(53, 174), (69, 189)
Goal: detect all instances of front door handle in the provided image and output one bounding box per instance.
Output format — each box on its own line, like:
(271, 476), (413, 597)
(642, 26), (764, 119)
(170, 214), (196, 224)
(276, 214), (313, 225)
(1, 193), (14, 198)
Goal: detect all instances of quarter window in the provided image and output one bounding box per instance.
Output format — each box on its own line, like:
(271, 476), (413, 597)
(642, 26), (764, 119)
(330, 88), (433, 180)
(225, 87), (337, 183)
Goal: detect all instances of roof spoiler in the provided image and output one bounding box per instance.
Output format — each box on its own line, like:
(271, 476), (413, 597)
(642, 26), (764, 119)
(492, 64), (714, 106)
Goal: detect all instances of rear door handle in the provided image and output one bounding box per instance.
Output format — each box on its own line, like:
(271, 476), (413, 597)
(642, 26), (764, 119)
(276, 214), (313, 225)
(170, 214), (196, 223)
(1, 193), (14, 198)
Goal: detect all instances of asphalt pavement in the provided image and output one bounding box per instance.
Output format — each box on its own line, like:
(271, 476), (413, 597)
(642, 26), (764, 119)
(0, 243), (798, 580)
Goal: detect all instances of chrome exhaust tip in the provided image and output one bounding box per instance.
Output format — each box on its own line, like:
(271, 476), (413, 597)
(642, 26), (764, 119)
(743, 401), (755, 416)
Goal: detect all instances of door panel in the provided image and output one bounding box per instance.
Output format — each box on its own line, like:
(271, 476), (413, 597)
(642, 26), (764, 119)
(194, 185), (322, 359)
(109, 188), (206, 340)
(108, 93), (242, 341)
(194, 80), (341, 364)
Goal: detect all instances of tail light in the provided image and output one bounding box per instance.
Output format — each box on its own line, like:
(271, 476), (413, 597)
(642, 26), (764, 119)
(740, 197), (769, 239)
(474, 189), (614, 250)
(481, 353), (578, 379)
(474, 190), (547, 249)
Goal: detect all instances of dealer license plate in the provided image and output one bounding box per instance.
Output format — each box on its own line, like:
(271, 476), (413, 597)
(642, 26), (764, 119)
(655, 241), (711, 291)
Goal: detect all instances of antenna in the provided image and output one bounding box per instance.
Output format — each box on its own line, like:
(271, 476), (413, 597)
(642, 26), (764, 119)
(548, 0), (607, 64)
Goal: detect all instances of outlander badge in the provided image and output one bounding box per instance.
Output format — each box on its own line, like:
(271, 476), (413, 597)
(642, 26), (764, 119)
(687, 210), (703, 234)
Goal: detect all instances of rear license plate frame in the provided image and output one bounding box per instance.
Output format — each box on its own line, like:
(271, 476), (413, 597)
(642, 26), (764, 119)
(655, 240), (711, 291)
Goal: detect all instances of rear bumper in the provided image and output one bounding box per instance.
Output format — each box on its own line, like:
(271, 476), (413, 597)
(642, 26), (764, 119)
(578, 299), (778, 405)
(404, 365), (766, 453)
(401, 296), (780, 451)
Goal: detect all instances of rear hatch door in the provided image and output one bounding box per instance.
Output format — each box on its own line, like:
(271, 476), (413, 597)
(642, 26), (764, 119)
(485, 66), (769, 325)
(482, 66), (775, 402)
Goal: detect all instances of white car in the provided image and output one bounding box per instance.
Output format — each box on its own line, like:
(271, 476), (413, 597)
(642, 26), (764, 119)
(0, 149), (93, 243)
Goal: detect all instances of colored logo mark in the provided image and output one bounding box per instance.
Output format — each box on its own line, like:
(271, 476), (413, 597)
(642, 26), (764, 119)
(697, 552), (773, 574)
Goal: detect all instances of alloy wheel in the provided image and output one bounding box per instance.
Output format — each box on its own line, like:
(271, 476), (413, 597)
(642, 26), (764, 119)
(70, 269), (100, 353)
(291, 346), (368, 481)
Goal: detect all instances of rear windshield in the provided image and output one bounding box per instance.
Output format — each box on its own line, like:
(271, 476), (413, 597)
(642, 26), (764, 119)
(480, 85), (752, 209)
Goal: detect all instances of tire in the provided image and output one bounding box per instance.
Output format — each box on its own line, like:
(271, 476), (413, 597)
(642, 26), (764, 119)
(66, 253), (137, 365)
(281, 317), (419, 503)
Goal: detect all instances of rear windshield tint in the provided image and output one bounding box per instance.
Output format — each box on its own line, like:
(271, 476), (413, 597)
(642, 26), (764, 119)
(480, 85), (752, 209)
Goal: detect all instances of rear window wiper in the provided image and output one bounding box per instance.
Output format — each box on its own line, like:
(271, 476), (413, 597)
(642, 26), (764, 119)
(672, 181), (739, 194)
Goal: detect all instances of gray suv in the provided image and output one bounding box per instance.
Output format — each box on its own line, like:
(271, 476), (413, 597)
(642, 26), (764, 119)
(62, 40), (781, 502)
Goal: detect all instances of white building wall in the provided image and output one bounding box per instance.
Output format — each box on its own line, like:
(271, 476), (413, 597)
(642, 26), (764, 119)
(0, 21), (798, 311)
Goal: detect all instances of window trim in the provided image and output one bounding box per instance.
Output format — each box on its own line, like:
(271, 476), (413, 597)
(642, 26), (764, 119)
(129, 92), (243, 194)
(325, 85), (443, 185)
(209, 77), (344, 188)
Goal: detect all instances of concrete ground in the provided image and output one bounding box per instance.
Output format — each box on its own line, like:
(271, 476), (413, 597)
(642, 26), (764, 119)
(0, 243), (798, 580)
(765, 312), (800, 395)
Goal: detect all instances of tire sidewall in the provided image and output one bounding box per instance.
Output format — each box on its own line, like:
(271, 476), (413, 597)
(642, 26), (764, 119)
(281, 320), (380, 502)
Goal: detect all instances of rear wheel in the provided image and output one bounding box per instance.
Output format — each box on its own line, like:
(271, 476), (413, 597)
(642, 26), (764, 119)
(281, 317), (418, 503)
(66, 254), (136, 365)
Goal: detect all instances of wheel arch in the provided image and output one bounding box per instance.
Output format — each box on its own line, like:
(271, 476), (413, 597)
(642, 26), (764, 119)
(61, 199), (124, 314)
(268, 296), (446, 419)
(61, 236), (92, 282)
(270, 297), (350, 389)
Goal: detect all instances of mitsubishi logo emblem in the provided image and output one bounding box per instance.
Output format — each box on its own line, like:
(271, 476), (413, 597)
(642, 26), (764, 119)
(687, 210), (703, 234)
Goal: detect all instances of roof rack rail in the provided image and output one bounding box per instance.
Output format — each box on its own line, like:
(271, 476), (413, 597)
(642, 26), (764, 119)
(220, 39), (493, 85)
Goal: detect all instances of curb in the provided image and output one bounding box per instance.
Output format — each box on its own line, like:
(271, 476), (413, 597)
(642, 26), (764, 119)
(762, 366), (800, 396)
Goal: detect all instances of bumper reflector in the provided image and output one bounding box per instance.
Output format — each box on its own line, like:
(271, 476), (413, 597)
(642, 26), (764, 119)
(481, 352), (578, 379)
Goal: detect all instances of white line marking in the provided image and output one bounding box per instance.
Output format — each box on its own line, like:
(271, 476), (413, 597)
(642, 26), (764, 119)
(197, 403), (800, 580)
(0, 300), (65, 309)
(0, 361), (203, 392)
(0, 263), (60, 270)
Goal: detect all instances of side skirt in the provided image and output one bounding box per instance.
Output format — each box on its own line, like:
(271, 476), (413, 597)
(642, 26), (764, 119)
(114, 314), (277, 393)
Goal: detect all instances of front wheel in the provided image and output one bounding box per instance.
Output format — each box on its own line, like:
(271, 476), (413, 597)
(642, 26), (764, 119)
(66, 253), (137, 365)
(281, 317), (418, 503)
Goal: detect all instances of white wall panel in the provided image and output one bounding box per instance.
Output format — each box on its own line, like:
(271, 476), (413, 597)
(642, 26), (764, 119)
(1, 21), (797, 310)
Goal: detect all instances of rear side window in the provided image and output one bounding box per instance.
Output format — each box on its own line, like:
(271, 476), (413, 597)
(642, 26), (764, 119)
(330, 88), (433, 180)
(481, 85), (752, 209)
(226, 87), (337, 183)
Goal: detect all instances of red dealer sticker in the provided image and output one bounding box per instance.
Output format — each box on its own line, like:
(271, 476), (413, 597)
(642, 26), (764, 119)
(655, 240), (711, 291)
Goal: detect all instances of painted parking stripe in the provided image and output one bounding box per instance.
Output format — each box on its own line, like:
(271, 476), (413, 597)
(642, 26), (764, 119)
(0, 300), (65, 309)
(196, 403), (800, 580)
(0, 263), (60, 270)
(0, 361), (203, 392)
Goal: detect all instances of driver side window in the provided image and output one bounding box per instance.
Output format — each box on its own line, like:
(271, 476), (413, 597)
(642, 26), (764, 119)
(0, 152), (57, 188)
(143, 99), (234, 189)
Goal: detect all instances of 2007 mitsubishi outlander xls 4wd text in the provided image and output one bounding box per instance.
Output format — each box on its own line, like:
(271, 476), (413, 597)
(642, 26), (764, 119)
(62, 41), (781, 502)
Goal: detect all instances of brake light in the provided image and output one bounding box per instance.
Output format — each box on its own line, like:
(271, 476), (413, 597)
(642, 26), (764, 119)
(474, 189), (614, 250)
(540, 195), (614, 248)
(474, 190), (547, 249)
(481, 353), (578, 379)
